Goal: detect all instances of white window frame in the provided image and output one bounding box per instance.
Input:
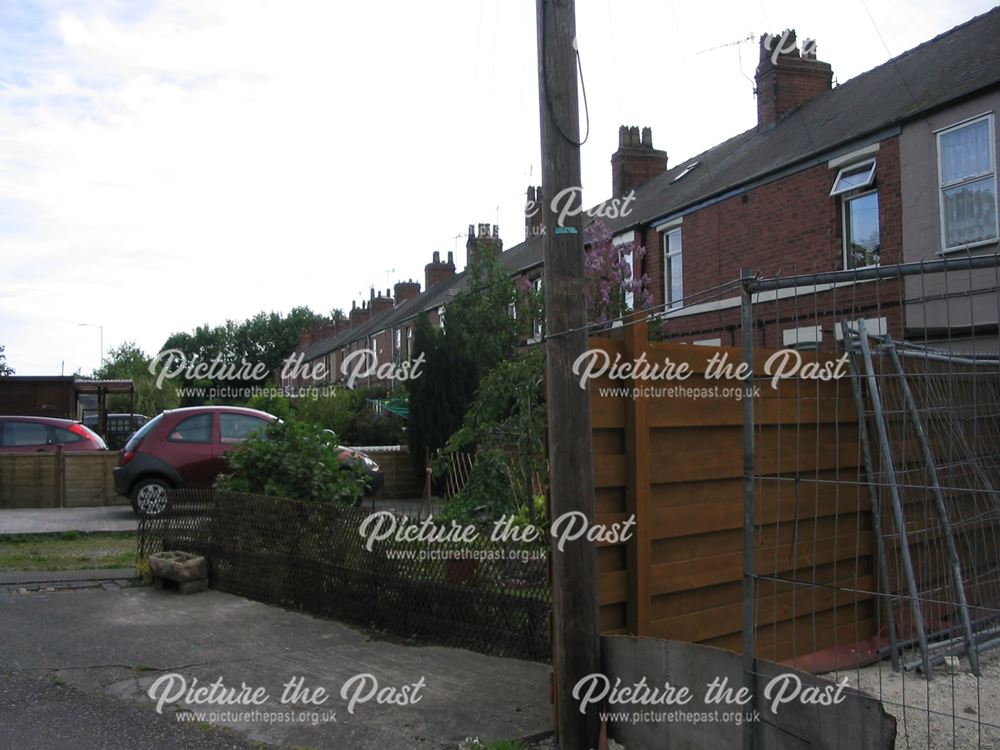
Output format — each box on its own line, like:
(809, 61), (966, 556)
(663, 226), (683, 310)
(783, 326), (823, 350)
(936, 112), (998, 253)
(613, 231), (636, 311)
(841, 188), (880, 270)
(531, 277), (543, 342)
(830, 159), (876, 196)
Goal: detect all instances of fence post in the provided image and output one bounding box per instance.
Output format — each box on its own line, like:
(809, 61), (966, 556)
(739, 270), (758, 750)
(623, 313), (651, 635)
(55, 445), (65, 509)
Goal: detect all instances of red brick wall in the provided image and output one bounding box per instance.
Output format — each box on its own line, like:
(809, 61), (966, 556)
(642, 136), (902, 307)
(637, 137), (903, 348)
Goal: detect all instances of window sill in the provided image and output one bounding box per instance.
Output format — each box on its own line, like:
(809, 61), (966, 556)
(937, 238), (1000, 256)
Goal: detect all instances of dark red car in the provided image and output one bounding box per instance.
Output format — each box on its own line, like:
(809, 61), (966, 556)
(113, 406), (382, 517)
(0, 416), (107, 452)
(113, 406), (273, 517)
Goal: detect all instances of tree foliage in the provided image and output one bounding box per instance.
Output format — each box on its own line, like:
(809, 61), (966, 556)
(438, 348), (546, 523)
(0, 345), (12, 376)
(407, 246), (530, 461)
(92, 341), (180, 416)
(160, 306), (327, 401)
(584, 220), (654, 325)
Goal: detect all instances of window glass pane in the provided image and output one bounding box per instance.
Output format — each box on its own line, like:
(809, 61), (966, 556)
(53, 427), (84, 444)
(1, 422), (49, 447)
(621, 247), (634, 309)
(845, 192), (880, 269)
(831, 161), (875, 195)
(943, 176), (998, 248)
(941, 119), (992, 184)
(219, 413), (267, 444)
(664, 229), (683, 308)
(168, 414), (213, 443)
(668, 253), (683, 306)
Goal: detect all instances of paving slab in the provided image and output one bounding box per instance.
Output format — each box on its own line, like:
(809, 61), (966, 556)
(0, 586), (551, 749)
(0, 506), (137, 534)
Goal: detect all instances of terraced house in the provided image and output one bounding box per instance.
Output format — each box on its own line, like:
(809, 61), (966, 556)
(283, 8), (1000, 388)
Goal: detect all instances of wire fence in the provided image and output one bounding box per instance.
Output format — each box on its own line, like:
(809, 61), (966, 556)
(737, 255), (1000, 748)
(138, 489), (551, 662)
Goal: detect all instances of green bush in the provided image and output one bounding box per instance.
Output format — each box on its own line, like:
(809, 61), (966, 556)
(439, 452), (518, 524)
(246, 390), (292, 420)
(291, 387), (404, 446)
(215, 420), (367, 504)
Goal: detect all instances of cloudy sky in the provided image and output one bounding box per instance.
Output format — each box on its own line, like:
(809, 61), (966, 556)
(1, 0), (995, 375)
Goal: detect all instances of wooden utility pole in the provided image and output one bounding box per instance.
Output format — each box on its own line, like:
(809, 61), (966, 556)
(535, 1), (601, 747)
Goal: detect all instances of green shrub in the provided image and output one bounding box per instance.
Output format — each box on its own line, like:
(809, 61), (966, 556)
(438, 452), (518, 523)
(291, 387), (404, 446)
(246, 390), (292, 420)
(215, 420), (367, 504)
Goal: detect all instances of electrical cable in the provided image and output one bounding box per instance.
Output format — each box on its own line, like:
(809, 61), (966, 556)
(540, 0), (590, 147)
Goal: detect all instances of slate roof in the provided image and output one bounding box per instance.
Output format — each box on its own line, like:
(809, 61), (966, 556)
(299, 235), (545, 361)
(605, 6), (1000, 231)
(302, 7), (1000, 362)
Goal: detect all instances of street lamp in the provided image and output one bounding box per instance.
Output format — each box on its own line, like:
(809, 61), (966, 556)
(78, 323), (104, 370)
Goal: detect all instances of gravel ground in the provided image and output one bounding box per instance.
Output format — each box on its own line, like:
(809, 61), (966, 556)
(838, 647), (1000, 749)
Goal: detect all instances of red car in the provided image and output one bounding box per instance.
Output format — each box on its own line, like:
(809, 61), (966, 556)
(113, 406), (383, 517)
(113, 406), (273, 517)
(0, 416), (107, 452)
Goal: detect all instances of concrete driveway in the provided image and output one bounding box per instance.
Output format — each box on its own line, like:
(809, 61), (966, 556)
(0, 585), (552, 749)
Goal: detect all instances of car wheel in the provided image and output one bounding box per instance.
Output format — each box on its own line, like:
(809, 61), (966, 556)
(131, 478), (171, 519)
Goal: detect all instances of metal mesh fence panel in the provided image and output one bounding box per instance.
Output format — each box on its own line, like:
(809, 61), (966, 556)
(737, 255), (1000, 748)
(138, 489), (550, 662)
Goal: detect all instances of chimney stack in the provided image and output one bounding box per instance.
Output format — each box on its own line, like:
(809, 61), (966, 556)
(755, 30), (832, 129)
(611, 126), (667, 198)
(370, 288), (393, 318)
(525, 185), (544, 239)
(466, 222), (503, 270)
(394, 279), (421, 305)
(350, 299), (367, 327)
(424, 250), (456, 290)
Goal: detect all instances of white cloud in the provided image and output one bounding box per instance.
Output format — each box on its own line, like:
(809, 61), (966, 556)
(0, 0), (995, 374)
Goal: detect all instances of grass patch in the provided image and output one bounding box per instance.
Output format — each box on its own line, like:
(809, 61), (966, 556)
(0, 532), (136, 572)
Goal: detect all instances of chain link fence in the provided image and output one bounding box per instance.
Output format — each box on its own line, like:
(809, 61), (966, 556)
(138, 489), (550, 661)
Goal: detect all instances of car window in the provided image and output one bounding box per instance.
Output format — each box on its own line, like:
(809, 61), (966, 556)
(167, 414), (213, 443)
(52, 427), (85, 444)
(219, 414), (269, 444)
(1, 421), (50, 447)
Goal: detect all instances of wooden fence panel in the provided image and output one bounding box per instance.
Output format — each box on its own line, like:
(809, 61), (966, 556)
(589, 320), (875, 666)
(0, 451), (124, 509)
